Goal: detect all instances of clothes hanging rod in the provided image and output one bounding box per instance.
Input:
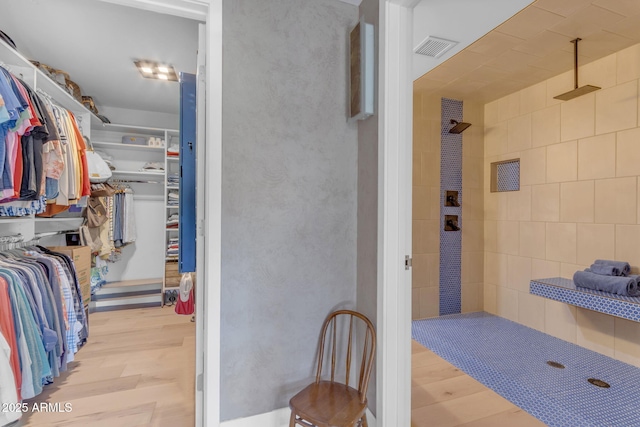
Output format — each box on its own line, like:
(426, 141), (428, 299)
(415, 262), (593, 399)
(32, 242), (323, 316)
(33, 229), (79, 239)
(110, 179), (161, 184)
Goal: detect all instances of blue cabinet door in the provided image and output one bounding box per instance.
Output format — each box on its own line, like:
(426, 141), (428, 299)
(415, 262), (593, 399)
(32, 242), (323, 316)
(179, 72), (196, 273)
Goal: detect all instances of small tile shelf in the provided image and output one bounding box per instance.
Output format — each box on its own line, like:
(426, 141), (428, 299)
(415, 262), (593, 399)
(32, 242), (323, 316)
(530, 277), (640, 323)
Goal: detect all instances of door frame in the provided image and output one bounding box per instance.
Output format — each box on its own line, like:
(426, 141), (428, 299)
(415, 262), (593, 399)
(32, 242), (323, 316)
(377, 0), (415, 425)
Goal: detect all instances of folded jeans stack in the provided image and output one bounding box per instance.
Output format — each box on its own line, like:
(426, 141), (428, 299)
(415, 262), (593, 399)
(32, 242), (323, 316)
(573, 259), (639, 297)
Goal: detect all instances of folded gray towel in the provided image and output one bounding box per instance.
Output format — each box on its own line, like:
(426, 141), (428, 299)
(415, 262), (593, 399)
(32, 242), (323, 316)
(573, 270), (639, 297)
(588, 264), (620, 276)
(593, 259), (630, 276)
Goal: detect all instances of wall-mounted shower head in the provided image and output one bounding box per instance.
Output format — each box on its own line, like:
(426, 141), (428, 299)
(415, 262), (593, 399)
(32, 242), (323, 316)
(449, 119), (471, 134)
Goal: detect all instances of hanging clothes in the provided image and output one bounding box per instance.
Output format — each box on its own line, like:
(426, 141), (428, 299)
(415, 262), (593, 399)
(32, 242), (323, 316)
(0, 245), (88, 409)
(0, 65), (90, 217)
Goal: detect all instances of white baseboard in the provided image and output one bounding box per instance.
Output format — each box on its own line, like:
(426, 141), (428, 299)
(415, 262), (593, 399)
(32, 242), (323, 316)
(221, 407), (377, 427)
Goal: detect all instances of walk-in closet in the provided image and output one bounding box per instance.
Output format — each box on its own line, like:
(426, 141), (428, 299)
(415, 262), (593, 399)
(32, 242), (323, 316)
(0, 0), (200, 425)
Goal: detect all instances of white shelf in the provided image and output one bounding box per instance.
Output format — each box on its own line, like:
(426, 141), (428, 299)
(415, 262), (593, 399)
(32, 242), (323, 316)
(166, 185), (179, 190)
(111, 170), (165, 177)
(101, 123), (178, 135)
(166, 227), (179, 231)
(167, 157), (179, 161)
(0, 38), (102, 128)
(0, 216), (34, 224)
(166, 205), (179, 209)
(92, 141), (165, 152)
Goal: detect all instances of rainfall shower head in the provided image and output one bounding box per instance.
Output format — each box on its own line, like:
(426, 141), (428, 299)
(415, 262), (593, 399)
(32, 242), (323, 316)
(449, 119), (471, 134)
(554, 38), (601, 101)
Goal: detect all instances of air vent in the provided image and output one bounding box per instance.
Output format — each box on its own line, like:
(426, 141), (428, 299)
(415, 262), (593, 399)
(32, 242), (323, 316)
(414, 36), (458, 58)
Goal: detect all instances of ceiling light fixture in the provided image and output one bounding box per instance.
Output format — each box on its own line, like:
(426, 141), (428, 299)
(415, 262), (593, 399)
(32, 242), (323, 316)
(134, 60), (178, 82)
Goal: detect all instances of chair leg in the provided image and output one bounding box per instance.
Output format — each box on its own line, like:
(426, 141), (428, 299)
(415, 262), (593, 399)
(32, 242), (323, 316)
(360, 413), (368, 427)
(289, 411), (297, 427)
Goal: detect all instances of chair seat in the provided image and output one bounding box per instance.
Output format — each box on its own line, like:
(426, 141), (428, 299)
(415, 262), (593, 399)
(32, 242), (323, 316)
(289, 381), (367, 427)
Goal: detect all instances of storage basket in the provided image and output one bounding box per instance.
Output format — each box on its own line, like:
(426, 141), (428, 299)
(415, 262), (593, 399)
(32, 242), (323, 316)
(81, 96), (99, 114)
(30, 60), (83, 102)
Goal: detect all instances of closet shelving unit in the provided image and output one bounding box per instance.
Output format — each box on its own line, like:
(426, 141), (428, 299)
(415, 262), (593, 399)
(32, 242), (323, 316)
(164, 130), (181, 295)
(0, 37), (100, 242)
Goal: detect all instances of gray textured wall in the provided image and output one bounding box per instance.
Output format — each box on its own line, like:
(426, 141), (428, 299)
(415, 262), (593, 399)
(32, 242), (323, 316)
(357, 0), (379, 415)
(220, 0), (359, 420)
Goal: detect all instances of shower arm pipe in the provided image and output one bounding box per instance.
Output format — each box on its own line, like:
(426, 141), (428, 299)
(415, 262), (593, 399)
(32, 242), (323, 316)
(572, 38), (581, 90)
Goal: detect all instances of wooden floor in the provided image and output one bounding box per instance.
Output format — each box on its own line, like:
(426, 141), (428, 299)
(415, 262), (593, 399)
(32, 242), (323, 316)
(411, 340), (545, 427)
(20, 306), (195, 427)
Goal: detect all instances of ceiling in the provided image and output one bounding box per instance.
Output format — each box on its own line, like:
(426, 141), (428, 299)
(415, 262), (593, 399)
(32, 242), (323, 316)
(0, 0), (199, 115)
(415, 0), (640, 103)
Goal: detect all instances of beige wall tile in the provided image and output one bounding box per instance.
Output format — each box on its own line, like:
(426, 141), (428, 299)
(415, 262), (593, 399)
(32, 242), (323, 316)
(412, 253), (430, 288)
(518, 293), (546, 332)
(507, 115), (532, 153)
(463, 156), (484, 189)
(413, 219), (439, 254)
(595, 80), (638, 135)
(546, 70), (573, 107)
(496, 221), (520, 255)
(614, 317), (640, 368)
(576, 223), (615, 266)
(461, 282), (482, 313)
(576, 308), (615, 358)
(560, 262), (589, 279)
(484, 283), (497, 314)
(462, 189), (483, 221)
(412, 288), (420, 320)
(532, 105), (561, 147)
(462, 251), (484, 285)
(615, 225), (640, 272)
(532, 258), (561, 279)
(546, 222), (577, 264)
(545, 299), (577, 343)
(577, 133), (616, 180)
(595, 177), (637, 224)
(485, 191), (508, 221)
(419, 287), (439, 319)
(519, 222), (546, 259)
(616, 43), (640, 84)
(547, 141), (577, 183)
(532, 183), (560, 222)
(616, 127), (640, 177)
(560, 181), (595, 223)
(421, 152), (439, 187)
(463, 220), (485, 253)
(485, 100), (499, 126)
(484, 124), (508, 157)
(520, 147), (546, 186)
(507, 255), (533, 293)
(485, 251), (508, 287)
(580, 53), (617, 90)
(496, 287), (519, 322)
(463, 127), (485, 159)
(430, 187), (440, 220)
(484, 220), (498, 253)
(507, 185), (532, 221)
(413, 186), (431, 220)
(413, 153), (422, 185)
(427, 253), (439, 287)
(560, 93), (595, 142)
(520, 81), (547, 115)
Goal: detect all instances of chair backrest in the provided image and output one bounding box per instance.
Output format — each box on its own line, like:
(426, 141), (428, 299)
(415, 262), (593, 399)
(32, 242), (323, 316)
(314, 310), (376, 404)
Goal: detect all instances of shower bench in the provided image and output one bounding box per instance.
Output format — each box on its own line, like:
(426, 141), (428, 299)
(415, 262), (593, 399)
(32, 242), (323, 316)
(530, 277), (640, 323)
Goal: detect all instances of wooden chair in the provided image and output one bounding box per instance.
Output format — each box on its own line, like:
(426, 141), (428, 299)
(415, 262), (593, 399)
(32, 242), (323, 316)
(289, 310), (376, 427)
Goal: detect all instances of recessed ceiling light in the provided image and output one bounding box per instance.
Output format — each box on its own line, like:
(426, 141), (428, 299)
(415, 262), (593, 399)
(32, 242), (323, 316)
(134, 60), (179, 82)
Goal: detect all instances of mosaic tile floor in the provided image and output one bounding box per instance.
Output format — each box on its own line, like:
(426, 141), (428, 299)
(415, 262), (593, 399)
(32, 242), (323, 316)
(412, 312), (640, 427)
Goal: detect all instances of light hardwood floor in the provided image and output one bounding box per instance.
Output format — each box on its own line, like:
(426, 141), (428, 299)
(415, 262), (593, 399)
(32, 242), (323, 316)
(20, 306), (195, 427)
(411, 340), (545, 427)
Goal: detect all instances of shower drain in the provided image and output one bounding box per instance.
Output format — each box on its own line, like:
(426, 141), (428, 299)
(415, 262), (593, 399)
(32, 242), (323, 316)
(546, 361), (565, 369)
(587, 378), (610, 388)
